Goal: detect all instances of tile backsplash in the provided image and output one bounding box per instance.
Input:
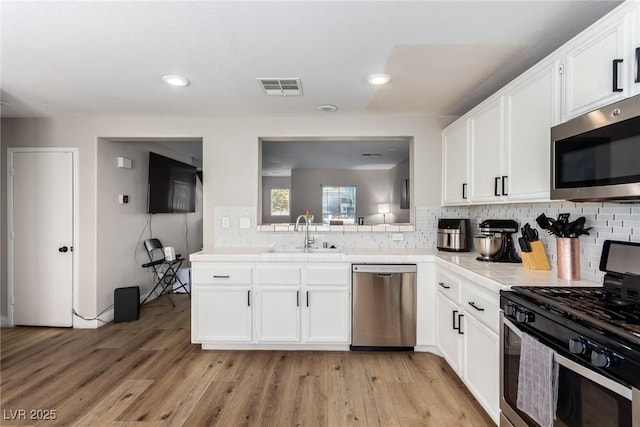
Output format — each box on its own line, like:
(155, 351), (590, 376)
(213, 202), (639, 282)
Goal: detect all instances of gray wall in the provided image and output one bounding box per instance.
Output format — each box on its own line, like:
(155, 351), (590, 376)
(290, 168), (392, 224)
(390, 159), (410, 223)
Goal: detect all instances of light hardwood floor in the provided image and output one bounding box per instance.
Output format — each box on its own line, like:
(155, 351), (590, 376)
(1, 295), (494, 426)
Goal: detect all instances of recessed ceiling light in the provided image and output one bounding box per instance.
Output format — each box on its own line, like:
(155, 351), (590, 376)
(367, 74), (391, 86)
(317, 104), (338, 113)
(161, 74), (190, 87)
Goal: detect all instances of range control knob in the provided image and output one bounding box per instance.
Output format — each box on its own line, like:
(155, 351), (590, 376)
(515, 309), (534, 323)
(504, 304), (516, 316)
(591, 350), (611, 368)
(569, 338), (589, 354)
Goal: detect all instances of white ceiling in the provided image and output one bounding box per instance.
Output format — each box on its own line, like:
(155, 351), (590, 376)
(0, 0), (622, 119)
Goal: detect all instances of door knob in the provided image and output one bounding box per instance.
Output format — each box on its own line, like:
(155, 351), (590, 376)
(58, 246), (69, 253)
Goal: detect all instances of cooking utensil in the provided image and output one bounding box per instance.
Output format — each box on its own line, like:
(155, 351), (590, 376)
(558, 213), (571, 224)
(518, 236), (531, 252)
(566, 216), (586, 237)
(536, 213), (552, 230)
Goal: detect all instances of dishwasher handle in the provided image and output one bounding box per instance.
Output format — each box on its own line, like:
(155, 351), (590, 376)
(352, 264), (417, 274)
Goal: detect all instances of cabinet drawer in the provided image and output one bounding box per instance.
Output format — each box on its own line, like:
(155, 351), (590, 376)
(255, 264), (301, 286)
(192, 263), (253, 285)
(461, 284), (499, 333)
(436, 269), (461, 304)
(303, 264), (350, 286)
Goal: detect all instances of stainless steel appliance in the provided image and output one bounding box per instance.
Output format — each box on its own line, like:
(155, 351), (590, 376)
(551, 94), (640, 202)
(500, 240), (640, 427)
(351, 264), (416, 350)
(475, 219), (521, 263)
(437, 218), (471, 252)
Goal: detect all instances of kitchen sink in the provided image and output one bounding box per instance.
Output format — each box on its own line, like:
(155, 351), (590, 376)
(266, 247), (342, 254)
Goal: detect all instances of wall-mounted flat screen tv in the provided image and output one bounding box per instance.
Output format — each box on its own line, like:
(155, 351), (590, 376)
(147, 152), (196, 213)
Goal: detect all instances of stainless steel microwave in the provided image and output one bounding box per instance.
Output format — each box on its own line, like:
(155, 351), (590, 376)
(551, 94), (640, 202)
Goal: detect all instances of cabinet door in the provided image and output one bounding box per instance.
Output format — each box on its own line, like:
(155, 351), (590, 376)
(255, 287), (300, 343)
(192, 286), (252, 343)
(303, 287), (350, 343)
(436, 292), (463, 374)
(505, 59), (560, 202)
(470, 96), (505, 203)
(463, 313), (500, 424)
(563, 11), (629, 119)
(442, 118), (470, 205)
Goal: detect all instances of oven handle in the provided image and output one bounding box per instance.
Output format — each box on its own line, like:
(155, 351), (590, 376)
(503, 316), (633, 400)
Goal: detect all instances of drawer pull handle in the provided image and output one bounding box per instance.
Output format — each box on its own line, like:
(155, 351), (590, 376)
(452, 310), (459, 330)
(213, 275), (230, 279)
(457, 313), (464, 335)
(468, 301), (485, 312)
(247, 290), (251, 306)
(438, 282), (451, 289)
(296, 290), (300, 307)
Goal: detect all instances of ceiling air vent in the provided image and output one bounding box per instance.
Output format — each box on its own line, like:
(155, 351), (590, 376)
(257, 78), (303, 96)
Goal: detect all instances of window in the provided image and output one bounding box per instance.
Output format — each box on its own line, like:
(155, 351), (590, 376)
(270, 189), (290, 216)
(322, 186), (356, 224)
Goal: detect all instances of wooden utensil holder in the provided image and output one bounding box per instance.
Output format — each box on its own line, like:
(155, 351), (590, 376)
(521, 240), (551, 270)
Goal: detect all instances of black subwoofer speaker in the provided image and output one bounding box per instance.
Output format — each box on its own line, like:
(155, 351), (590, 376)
(114, 286), (140, 323)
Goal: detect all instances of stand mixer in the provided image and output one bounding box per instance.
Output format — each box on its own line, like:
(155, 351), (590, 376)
(475, 219), (522, 263)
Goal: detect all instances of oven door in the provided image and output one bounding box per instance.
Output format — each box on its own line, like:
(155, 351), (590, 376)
(500, 315), (639, 427)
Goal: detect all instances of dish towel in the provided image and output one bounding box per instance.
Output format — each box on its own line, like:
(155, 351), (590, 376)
(516, 332), (559, 427)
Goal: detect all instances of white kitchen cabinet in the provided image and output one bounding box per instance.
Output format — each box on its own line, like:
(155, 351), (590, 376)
(436, 266), (501, 425)
(505, 58), (561, 202)
(192, 286), (252, 343)
(255, 287), (301, 342)
(302, 263), (351, 344)
(254, 264), (302, 343)
(463, 313), (500, 423)
(436, 291), (463, 374)
(191, 262), (253, 343)
(302, 287), (350, 343)
(562, 2), (636, 120)
(469, 96), (505, 203)
(442, 118), (470, 205)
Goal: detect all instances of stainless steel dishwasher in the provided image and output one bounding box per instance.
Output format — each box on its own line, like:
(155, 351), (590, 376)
(351, 264), (417, 350)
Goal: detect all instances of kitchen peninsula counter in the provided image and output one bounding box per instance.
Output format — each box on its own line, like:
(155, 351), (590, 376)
(190, 248), (601, 292)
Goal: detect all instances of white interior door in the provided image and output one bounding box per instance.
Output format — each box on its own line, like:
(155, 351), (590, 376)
(9, 150), (74, 326)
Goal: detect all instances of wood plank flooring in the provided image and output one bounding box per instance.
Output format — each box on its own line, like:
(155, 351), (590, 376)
(1, 295), (494, 426)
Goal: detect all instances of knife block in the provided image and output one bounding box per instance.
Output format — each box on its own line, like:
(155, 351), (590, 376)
(521, 241), (551, 270)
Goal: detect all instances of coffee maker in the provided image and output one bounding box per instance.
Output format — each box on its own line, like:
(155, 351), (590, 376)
(476, 219), (521, 263)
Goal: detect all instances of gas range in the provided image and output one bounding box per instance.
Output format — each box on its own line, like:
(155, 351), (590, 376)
(500, 241), (640, 427)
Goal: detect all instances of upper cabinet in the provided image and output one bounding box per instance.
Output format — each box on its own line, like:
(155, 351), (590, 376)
(442, 118), (470, 205)
(442, 0), (638, 206)
(562, 2), (638, 120)
(469, 96), (505, 203)
(505, 58), (562, 202)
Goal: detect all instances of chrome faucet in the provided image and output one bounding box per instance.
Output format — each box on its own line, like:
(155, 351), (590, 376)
(294, 215), (314, 249)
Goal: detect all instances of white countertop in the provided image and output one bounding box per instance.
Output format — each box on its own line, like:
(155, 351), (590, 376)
(190, 248), (602, 292)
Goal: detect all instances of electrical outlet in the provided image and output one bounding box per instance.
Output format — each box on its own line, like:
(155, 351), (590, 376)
(239, 217), (251, 229)
(118, 194), (129, 204)
(222, 216), (230, 229)
(392, 233), (403, 241)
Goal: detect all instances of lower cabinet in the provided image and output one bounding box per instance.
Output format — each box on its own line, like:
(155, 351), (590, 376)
(463, 313), (499, 422)
(436, 267), (500, 425)
(192, 261), (350, 348)
(255, 286), (301, 342)
(303, 287), (350, 343)
(192, 285), (252, 342)
(436, 292), (463, 373)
